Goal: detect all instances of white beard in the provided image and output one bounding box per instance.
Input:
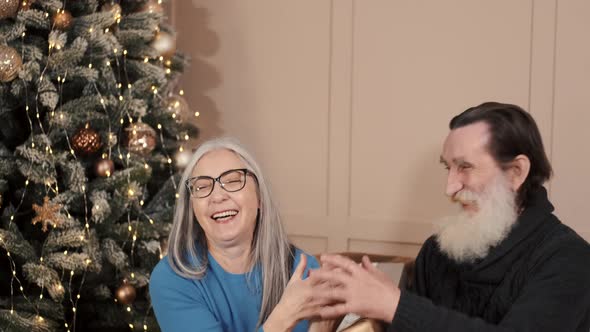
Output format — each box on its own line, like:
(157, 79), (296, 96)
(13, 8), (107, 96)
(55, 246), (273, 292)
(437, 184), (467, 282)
(435, 175), (518, 264)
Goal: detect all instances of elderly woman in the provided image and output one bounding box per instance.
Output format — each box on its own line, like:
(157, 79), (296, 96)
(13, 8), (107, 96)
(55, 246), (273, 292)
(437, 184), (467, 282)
(150, 137), (332, 331)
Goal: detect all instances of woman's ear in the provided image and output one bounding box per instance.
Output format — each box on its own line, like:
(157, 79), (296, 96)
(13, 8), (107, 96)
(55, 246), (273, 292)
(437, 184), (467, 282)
(507, 154), (531, 191)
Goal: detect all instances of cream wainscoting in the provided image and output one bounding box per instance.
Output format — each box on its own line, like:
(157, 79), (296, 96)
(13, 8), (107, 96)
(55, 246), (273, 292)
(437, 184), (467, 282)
(172, 0), (590, 257)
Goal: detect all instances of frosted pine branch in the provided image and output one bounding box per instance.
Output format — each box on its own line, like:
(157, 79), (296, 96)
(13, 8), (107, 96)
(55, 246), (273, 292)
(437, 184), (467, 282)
(22, 263), (64, 302)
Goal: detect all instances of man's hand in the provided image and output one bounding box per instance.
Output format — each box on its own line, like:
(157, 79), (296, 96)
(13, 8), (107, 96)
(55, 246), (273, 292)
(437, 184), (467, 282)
(308, 254), (401, 323)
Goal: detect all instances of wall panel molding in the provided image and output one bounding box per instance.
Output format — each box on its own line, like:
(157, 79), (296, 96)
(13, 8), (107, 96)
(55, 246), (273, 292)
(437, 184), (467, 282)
(528, 0), (557, 180)
(347, 239), (421, 259)
(326, 0), (355, 252)
(176, 1), (589, 257)
(289, 235), (329, 255)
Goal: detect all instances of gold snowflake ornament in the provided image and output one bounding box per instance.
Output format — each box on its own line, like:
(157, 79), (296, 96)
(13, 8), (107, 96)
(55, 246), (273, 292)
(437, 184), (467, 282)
(32, 196), (62, 232)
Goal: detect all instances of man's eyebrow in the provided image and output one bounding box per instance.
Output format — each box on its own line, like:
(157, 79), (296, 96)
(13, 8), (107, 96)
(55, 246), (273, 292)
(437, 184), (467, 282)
(440, 157), (468, 165)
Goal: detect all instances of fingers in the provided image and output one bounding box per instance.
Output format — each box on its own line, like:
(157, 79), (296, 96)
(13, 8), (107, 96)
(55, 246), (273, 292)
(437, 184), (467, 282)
(313, 284), (347, 303)
(308, 268), (351, 288)
(298, 303), (338, 322)
(290, 253), (307, 281)
(307, 294), (341, 308)
(318, 303), (351, 319)
(319, 261), (349, 282)
(320, 254), (360, 275)
(320, 260), (338, 270)
(361, 255), (376, 272)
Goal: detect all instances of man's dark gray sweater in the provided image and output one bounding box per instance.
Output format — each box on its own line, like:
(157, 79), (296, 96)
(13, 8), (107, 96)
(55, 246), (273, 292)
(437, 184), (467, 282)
(389, 187), (590, 332)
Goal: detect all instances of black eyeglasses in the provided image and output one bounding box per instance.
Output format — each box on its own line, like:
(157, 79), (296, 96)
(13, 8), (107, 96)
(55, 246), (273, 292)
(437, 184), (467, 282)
(185, 168), (257, 198)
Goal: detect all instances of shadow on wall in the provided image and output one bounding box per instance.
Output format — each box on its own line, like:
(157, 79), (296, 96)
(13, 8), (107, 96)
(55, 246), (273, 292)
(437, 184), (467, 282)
(174, 4), (223, 143)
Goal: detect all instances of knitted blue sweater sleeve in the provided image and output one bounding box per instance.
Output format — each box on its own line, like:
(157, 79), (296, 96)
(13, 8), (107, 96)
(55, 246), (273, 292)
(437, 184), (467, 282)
(149, 258), (223, 332)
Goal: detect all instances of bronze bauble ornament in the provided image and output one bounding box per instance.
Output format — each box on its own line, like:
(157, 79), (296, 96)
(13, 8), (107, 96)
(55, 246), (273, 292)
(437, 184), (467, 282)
(124, 122), (157, 155)
(53, 9), (73, 30)
(0, 45), (22, 82)
(150, 31), (176, 59)
(0, 0), (19, 19)
(95, 158), (115, 177)
(174, 149), (192, 169)
(20, 0), (35, 11)
(138, 0), (163, 14)
(115, 280), (136, 305)
(72, 124), (103, 155)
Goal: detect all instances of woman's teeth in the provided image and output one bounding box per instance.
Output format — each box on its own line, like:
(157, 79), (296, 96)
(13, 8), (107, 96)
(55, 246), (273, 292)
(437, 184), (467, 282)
(212, 210), (238, 221)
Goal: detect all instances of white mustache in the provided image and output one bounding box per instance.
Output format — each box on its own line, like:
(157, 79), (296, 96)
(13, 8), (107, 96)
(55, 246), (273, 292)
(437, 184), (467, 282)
(451, 190), (479, 205)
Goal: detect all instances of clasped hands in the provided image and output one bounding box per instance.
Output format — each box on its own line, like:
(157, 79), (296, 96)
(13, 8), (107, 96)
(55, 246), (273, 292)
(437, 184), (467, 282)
(263, 254), (400, 332)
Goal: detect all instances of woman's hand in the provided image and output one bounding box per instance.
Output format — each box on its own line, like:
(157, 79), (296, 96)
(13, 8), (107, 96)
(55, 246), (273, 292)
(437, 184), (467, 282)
(308, 254), (400, 323)
(263, 254), (330, 332)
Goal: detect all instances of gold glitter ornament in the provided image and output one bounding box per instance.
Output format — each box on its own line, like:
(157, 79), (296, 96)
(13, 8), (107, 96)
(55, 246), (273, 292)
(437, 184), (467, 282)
(124, 122), (157, 155)
(0, 45), (22, 82)
(72, 124), (103, 155)
(164, 94), (189, 123)
(0, 0), (19, 19)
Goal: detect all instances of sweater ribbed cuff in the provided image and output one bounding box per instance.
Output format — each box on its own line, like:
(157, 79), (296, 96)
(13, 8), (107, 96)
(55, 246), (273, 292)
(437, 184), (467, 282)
(389, 290), (432, 332)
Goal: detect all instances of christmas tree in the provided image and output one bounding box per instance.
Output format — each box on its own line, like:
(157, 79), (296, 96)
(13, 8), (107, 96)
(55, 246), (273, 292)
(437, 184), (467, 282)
(0, 1), (197, 331)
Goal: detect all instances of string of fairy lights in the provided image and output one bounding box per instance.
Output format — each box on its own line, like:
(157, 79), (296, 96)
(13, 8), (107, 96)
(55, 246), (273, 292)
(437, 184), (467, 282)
(1, 0), (199, 330)
(2, 2), (93, 331)
(1, 5), (61, 327)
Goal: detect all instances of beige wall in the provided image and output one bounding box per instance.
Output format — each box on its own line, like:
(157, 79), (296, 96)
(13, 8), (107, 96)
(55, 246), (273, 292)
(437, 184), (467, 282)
(171, 0), (590, 257)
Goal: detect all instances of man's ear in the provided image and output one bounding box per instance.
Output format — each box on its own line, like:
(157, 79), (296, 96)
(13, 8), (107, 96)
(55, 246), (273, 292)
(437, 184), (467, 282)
(507, 154), (531, 191)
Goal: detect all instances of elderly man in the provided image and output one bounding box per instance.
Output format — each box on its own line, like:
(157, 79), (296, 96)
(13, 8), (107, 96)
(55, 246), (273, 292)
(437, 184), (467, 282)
(311, 102), (590, 331)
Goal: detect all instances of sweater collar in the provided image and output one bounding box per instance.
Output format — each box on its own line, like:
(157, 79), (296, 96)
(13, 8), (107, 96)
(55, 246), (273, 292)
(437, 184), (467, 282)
(461, 186), (558, 277)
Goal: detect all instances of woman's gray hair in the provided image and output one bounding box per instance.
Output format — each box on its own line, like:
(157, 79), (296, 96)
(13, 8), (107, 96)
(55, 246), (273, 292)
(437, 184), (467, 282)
(166, 137), (293, 326)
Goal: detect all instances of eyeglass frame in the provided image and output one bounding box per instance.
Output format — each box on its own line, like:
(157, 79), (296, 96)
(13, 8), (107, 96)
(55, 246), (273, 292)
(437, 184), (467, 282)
(185, 168), (258, 199)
